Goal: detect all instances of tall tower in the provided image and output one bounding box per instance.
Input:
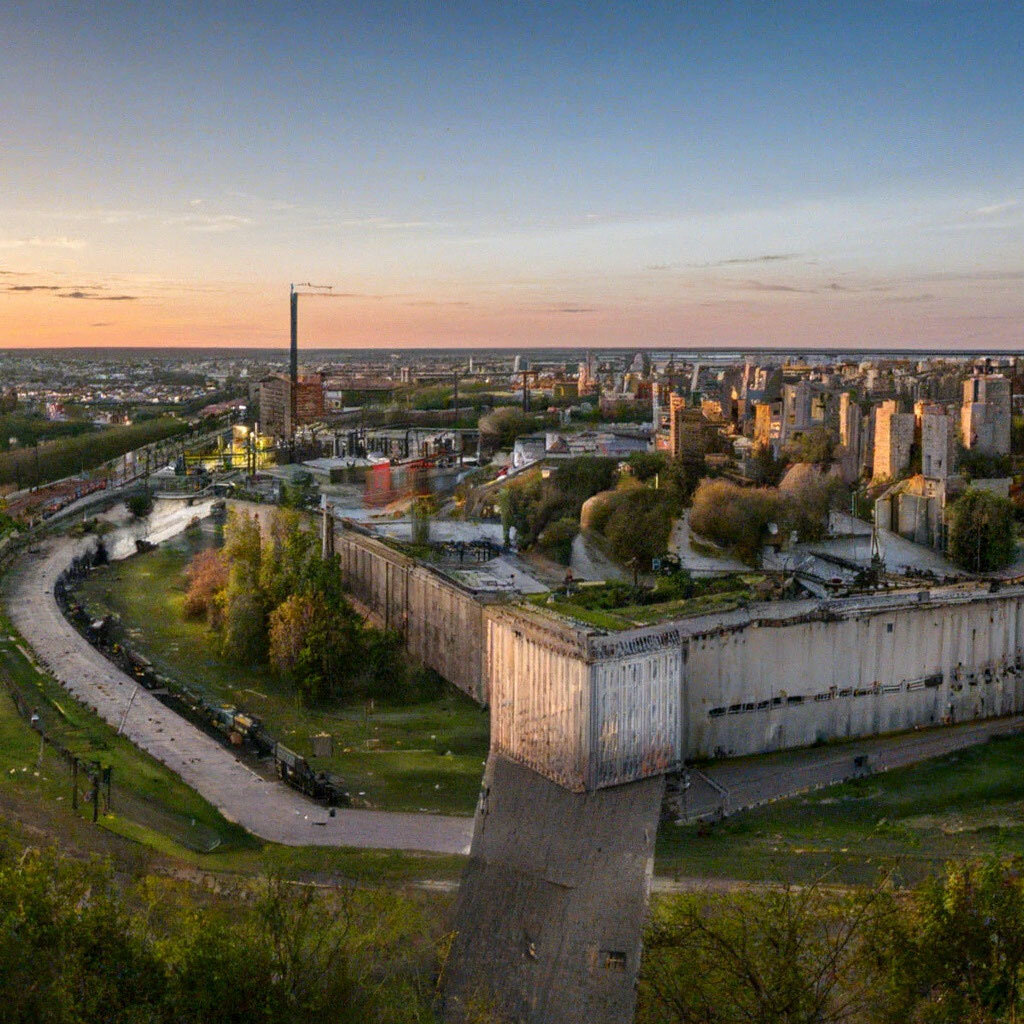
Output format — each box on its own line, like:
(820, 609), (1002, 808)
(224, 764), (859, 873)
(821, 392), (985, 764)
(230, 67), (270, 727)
(289, 284), (299, 386)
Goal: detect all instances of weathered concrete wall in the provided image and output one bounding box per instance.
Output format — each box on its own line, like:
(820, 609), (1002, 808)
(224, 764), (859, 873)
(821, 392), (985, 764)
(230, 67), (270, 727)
(335, 524), (491, 704)
(487, 608), (592, 790)
(685, 589), (1024, 758)
(226, 501), (1024, 792)
(443, 753), (663, 1024)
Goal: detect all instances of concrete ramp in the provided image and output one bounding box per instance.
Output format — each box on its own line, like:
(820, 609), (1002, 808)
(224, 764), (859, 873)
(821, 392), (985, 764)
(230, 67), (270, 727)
(443, 754), (664, 1024)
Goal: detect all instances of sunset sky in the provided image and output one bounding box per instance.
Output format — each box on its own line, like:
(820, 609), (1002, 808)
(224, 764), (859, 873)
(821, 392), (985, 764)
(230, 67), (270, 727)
(1, 1), (1022, 350)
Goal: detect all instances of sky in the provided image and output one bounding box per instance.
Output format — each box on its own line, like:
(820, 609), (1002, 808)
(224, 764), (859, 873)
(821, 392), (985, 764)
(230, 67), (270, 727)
(1, 0), (1022, 350)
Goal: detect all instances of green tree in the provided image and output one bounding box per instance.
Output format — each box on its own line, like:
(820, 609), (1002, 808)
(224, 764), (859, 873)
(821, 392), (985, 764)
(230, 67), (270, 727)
(627, 450), (669, 483)
(784, 426), (836, 466)
(639, 879), (878, 1024)
(948, 489), (1017, 572)
(537, 515), (579, 565)
(602, 488), (674, 580)
(126, 489), (154, 518)
(477, 407), (540, 451)
(863, 859), (1024, 1024)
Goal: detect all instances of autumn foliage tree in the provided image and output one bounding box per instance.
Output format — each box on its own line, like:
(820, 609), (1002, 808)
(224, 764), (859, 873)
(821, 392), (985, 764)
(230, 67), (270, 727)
(187, 508), (417, 703)
(182, 548), (228, 627)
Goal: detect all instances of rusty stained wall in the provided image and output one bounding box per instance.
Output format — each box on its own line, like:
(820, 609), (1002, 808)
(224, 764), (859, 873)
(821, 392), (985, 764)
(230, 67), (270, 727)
(590, 645), (683, 788)
(684, 593), (1024, 758)
(487, 610), (593, 791)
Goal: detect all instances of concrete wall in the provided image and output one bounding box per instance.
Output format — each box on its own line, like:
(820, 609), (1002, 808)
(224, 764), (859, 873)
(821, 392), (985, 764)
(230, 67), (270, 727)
(443, 753), (663, 1024)
(488, 586), (1024, 786)
(487, 608), (592, 790)
(684, 590), (1024, 758)
(334, 523), (492, 704)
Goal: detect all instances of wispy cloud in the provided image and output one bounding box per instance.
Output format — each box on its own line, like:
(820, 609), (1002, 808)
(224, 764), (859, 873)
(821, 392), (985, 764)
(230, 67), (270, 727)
(737, 279), (812, 293)
(59, 290), (138, 301)
(5, 284), (61, 292)
(0, 236), (86, 250)
(700, 252), (803, 268)
(975, 200), (1019, 217)
(167, 213), (254, 233)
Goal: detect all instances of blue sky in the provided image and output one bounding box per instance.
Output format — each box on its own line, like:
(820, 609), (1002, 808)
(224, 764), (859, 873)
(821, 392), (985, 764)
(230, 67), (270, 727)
(1, 1), (1022, 347)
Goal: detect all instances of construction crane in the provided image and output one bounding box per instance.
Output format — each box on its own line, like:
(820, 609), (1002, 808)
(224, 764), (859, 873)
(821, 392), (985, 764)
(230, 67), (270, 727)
(289, 282), (333, 385)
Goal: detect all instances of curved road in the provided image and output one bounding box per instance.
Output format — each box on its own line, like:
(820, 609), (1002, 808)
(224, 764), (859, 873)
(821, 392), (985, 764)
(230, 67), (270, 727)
(2, 528), (473, 855)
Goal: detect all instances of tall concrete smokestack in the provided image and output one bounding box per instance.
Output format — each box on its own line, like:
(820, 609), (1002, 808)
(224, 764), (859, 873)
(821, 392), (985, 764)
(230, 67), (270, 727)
(289, 284), (298, 386)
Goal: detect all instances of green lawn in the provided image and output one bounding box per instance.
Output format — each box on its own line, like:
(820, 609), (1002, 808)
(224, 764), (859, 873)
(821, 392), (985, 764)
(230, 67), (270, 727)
(74, 537), (490, 816)
(657, 733), (1024, 885)
(528, 586), (752, 630)
(0, 612), (465, 883)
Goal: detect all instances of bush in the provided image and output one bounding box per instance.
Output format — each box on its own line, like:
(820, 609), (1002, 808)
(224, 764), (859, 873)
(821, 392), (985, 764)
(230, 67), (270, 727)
(126, 490), (154, 518)
(538, 516), (579, 565)
(499, 456), (619, 548)
(689, 477), (838, 564)
(690, 480), (786, 564)
(948, 488), (1017, 572)
(601, 488), (675, 576)
(183, 548), (228, 626)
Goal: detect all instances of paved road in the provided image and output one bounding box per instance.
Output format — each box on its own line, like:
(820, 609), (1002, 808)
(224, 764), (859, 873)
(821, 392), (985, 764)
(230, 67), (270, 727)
(2, 523), (473, 855)
(679, 715), (1024, 821)
(570, 530), (628, 582)
(669, 512), (749, 575)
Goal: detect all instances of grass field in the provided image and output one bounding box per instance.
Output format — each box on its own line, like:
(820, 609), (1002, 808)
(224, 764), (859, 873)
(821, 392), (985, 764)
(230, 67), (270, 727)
(656, 732), (1024, 885)
(0, 609), (465, 882)
(73, 531), (490, 816)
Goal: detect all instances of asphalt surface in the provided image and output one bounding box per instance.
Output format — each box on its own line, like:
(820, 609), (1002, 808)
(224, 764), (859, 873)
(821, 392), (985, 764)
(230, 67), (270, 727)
(2, 519), (473, 855)
(679, 714), (1024, 821)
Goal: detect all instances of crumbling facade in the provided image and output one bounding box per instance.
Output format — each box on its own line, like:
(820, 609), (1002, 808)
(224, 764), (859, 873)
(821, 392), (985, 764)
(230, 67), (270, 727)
(962, 373), (1011, 456)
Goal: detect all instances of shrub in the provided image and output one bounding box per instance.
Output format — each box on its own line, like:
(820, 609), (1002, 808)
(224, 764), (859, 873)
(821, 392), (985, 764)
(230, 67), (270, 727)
(538, 516), (579, 565)
(183, 548), (228, 627)
(126, 490), (154, 518)
(948, 488), (1017, 572)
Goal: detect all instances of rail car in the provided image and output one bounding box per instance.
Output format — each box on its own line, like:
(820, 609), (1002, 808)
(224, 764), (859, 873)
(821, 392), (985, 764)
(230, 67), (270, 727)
(57, 567), (348, 808)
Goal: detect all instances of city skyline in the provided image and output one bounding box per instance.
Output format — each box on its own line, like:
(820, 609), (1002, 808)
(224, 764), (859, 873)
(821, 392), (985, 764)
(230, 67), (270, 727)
(2, 1), (1022, 349)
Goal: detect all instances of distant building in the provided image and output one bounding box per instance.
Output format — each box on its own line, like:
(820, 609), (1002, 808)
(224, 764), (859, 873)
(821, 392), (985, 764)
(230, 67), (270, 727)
(259, 373), (324, 438)
(961, 373), (1011, 456)
(753, 400), (783, 454)
(668, 394), (715, 460)
(917, 402), (956, 481)
(872, 400), (915, 481)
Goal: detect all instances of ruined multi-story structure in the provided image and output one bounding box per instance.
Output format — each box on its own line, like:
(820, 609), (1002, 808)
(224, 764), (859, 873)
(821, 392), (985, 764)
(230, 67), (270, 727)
(918, 402), (957, 481)
(667, 394), (715, 460)
(873, 400), (915, 480)
(962, 373), (1011, 456)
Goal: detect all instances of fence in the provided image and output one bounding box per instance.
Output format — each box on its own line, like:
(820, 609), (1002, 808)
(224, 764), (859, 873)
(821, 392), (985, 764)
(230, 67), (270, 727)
(0, 638), (222, 853)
